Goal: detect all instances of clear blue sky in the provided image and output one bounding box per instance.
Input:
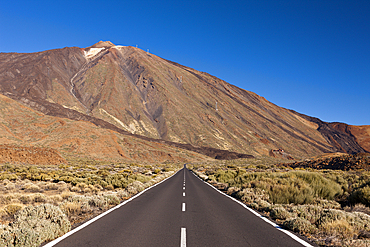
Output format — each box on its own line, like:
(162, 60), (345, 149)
(1, 0), (369, 125)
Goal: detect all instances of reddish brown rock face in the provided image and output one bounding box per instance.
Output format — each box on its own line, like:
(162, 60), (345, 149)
(0, 42), (367, 160)
(329, 123), (370, 153)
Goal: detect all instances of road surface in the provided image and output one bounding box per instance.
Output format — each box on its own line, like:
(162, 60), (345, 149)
(49, 167), (310, 247)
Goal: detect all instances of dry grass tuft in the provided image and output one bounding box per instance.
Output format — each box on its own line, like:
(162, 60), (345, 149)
(60, 201), (83, 217)
(319, 219), (354, 239)
(4, 204), (24, 217)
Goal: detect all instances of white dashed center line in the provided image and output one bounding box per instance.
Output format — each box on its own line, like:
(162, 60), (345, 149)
(181, 170), (186, 246)
(180, 227), (186, 247)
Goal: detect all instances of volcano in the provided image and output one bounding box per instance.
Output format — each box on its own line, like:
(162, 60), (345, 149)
(0, 41), (368, 161)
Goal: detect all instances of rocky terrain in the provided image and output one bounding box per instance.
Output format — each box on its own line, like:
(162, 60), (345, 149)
(0, 145), (65, 165)
(279, 153), (370, 171)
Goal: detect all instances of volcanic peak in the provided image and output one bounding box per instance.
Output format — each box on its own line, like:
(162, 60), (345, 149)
(90, 41), (115, 49)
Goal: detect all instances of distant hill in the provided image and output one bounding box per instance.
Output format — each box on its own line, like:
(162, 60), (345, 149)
(0, 41), (368, 160)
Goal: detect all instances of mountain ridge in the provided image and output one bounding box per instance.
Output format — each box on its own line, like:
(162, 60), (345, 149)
(0, 41), (368, 160)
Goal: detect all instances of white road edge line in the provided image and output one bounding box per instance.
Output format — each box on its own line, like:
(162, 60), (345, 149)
(180, 227), (186, 247)
(191, 171), (313, 247)
(44, 169), (183, 247)
(182, 202), (186, 211)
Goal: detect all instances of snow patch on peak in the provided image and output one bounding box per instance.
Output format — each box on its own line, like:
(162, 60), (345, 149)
(112, 45), (125, 49)
(84, 48), (105, 59)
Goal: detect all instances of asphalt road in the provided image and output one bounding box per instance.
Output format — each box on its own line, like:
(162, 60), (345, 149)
(49, 167), (310, 247)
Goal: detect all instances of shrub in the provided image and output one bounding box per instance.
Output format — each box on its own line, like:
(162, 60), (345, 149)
(268, 181), (314, 205)
(26, 184), (42, 193)
(350, 186), (370, 207)
(105, 184), (114, 190)
(0, 174), (18, 181)
(103, 194), (120, 205)
(60, 202), (83, 217)
(76, 182), (87, 190)
(345, 203), (370, 215)
(60, 191), (74, 200)
(0, 224), (14, 247)
(270, 206), (291, 220)
(126, 181), (145, 195)
(283, 217), (317, 234)
(57, 181), (68, 191)
(18, 195), (32, 204)
(317, 209), (348, 225)
(351, 212), (370, 232)
(4, 204), (24, 217)
(46, 182), (59, 190)
(88, 195), (108, 209)
(117, 190), (130, 200)
(47, 195), (63, 205)
(65, 195), (91, 212)
(214, 170), (236, 184)
(236, 188), (269, 203)
(216, 170), (342, 205)
(129, 174), (150, 184)
(250, 199), (271, 211)
(292, 205), (323, 224)
(5, 183), (16, 191)
(294, 171), (342, 200)
(226, 187), (240, 197)
(312, 198), (341, 209)
(0, 204), (71, 246)
(70, 186), (81, 192)
(342, 239), (370, 247)
(319, 220), (354, 239)
(94, 184), (103, 191)
(32, 193), (46, 203)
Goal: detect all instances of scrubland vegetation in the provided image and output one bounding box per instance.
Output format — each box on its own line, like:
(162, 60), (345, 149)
(0, 159), (179, 246)
(190, 154), (370, 247)
(1, 153), (369, 247)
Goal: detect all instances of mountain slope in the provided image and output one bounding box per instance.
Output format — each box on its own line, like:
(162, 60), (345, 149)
(0, 41), (367, 159)
(329, 123), (370, 153)
(0, 94), (211, 163)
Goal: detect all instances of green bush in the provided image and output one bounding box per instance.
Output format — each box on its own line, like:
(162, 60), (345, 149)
(349, 186), (370, 207)
(269, 181), (314, 204)
(211, 170), (342, 205)
(294, 171), (342, 200)
(214, 170), (237, 184)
